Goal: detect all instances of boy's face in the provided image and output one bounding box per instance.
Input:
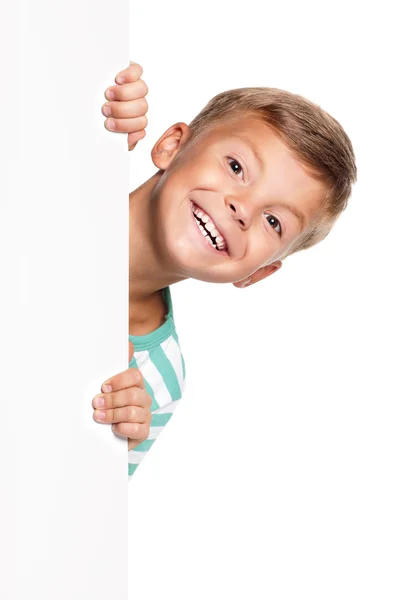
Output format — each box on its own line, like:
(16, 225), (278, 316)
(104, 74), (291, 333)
(150, 116), (325, 287)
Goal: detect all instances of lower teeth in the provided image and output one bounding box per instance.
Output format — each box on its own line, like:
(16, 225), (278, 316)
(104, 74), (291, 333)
(204, 233), (217, 249)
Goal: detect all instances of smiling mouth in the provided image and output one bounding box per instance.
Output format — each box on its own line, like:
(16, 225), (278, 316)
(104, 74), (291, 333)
(190, 201), (228, 253)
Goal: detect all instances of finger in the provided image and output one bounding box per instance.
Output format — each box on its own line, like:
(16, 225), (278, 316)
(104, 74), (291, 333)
(112, 422), (150, 442)
(100, 365), (145, 394)
(93, 386), (150, 417)
(104, 115), (148, 134)
(94, 403), (148, 425)
(105, 79), (148, 102)
(115, 62), (143, 84)
(128, 130), (146, 151)
(128, 340), (134, 364)
(102, 97), (148, 120)
(93, 386), (151, 414)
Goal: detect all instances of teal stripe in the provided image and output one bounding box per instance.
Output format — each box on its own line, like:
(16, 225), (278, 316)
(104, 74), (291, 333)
(151, 412), (173, 427)
(149, 346), (181, 400)
(129, 356), (159, 411)
(128, 462), (139, 476)
(171, 330), (186, 380)
(134, 439), (156, 452)
(181, 353), (186, 380)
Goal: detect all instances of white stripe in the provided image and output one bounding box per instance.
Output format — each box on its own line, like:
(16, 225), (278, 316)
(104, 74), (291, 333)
(147, 399), (182, 439)
(160, 336), (185, 389)
(152, 399), (180, 415)
(127, 450), (147, 464)
(147, 426), (164, 441)
(133, 349), (149, 370)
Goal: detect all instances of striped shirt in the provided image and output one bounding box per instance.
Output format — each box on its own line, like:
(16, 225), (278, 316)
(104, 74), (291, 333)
(127, 286), (186, 480)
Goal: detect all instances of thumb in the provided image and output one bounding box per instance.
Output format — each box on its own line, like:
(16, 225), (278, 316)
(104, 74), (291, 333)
(128, 340), (135, 364)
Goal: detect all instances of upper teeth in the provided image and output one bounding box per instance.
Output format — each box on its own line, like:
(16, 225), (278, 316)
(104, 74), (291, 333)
(191, 202), (227, 252)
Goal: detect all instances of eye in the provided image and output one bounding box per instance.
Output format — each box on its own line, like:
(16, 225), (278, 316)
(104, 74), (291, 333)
(264, 213), (282, 236)
(227, 157), (244, 180)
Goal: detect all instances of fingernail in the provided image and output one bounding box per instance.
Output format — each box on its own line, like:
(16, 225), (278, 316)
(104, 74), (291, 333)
(103, 384), (112, 393)
(95, 411), (106, 420)
(107, 119), (115, 130)
(94, 396), (105, 408)
(103, 105), (111, 117)
(116, 76), (125, 84)
(106, 90), (115, 100)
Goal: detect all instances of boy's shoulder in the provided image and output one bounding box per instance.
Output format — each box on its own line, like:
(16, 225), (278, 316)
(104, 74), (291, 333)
(128, 286), (186, 406)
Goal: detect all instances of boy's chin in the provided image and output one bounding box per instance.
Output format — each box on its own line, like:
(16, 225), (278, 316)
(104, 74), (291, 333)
(178, 263), (241, 285)
(165, 241), (242, 284)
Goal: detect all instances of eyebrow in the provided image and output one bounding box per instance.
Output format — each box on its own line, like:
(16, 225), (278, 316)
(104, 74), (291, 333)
(271, 202), (306, 231)
(230, 134), (265, 172)
(230, 135), (307, 231)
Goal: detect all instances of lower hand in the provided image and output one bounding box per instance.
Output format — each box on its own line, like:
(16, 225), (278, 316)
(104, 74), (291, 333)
(92, 341), (152, 451)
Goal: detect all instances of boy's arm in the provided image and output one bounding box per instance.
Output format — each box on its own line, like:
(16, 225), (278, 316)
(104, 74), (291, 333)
(102, 61), (148, 151)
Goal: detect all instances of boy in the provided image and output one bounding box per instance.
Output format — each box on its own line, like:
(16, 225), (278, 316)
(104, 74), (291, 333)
(92, 61), (357, 480)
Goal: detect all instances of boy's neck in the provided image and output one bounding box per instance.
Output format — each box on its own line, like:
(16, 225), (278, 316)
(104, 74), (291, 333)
(128, 171), (185, 332)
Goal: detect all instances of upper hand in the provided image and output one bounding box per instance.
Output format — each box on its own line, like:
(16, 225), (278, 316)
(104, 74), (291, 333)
(92, 341), (152, 451)
(102, 61), (149, 151)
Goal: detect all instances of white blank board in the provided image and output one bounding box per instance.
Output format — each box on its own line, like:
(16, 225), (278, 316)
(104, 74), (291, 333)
(1, 2), (130, 598)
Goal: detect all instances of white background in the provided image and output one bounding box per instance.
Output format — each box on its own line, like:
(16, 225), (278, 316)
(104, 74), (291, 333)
(128, 1), (398, 598)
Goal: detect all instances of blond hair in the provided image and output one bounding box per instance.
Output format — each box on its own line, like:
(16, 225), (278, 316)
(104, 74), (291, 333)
(187, 87), (357, 260)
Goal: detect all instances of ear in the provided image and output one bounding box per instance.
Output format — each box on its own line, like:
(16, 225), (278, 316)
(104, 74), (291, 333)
(151, 122), (191, 170)
(233, 261), (282, 288)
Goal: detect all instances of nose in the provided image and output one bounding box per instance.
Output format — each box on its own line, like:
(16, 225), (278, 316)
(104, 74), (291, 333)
(226, 197), (252, 230)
